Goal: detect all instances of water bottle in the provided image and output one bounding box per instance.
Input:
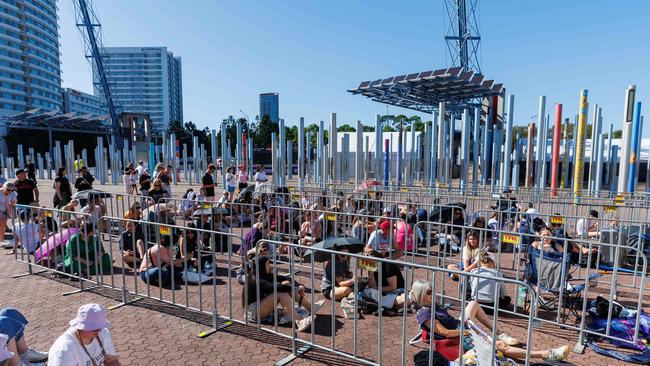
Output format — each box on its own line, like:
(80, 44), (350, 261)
(516, 287), (527, 307)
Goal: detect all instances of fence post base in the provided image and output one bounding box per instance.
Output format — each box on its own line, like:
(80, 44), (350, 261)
(107, 297), (143, 311)
(275, 345), (311, 366)
(61, 285), (100, 296)
(198, 320), (233, 338)
(11, 269), (47, 279)
(573, 342), (586, 354)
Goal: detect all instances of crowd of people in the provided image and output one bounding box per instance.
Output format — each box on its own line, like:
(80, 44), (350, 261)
(2, 159), (625, 364)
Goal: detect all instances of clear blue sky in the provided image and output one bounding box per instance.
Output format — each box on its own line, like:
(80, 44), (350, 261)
(59, 0), (649, 138)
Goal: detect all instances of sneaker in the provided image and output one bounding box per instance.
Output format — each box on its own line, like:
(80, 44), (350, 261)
(1, 240), (13, 249)
(497, 333), (519, 346)
(544, 345), (569, 361)
(310, 300), (325, 315)
(297, 316), (313, 332)
(20, 347), (48, 362)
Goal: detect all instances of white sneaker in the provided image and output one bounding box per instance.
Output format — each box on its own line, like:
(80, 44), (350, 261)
(544, 345), (569, 361)
(20, 347), (48, 362)
(297, 316), (313, 332)
(310, 300), (325, 315)
(1, 240), (13, 249)
(497, 333), (519, 346)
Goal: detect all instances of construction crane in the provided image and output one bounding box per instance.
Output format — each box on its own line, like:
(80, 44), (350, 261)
(444, 0), (482, 74)
(71, 0), (122, 148)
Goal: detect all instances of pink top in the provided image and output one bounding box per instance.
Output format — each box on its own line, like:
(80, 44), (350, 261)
(238, 170), (248, 184)
(395, 221), (414, 251)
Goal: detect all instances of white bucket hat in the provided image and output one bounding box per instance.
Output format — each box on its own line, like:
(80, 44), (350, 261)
(69, 304), (110, 331)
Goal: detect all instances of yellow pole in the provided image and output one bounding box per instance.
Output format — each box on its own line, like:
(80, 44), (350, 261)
(573, 90), (589, 202)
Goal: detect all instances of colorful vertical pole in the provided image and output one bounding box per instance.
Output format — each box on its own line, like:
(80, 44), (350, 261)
(618, 85), (636, 192)
(573, 89), (589, 202)
(627, 101), (642, 192)
(525, 123), (535, 188)
(430, 110), (438, 187)
(298, 117), (304, 185)
(551, 104), (563, 196)
(383, 138), (390, 188)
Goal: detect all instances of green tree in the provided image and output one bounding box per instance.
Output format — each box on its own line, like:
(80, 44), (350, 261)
(253, 114), (278, 148)
(337, 124), (356, 132)
(362, 125), (375, 132)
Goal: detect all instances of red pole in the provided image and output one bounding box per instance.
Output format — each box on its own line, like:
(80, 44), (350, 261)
(550, 104), (563, 196)
(242, 132), (247, 170)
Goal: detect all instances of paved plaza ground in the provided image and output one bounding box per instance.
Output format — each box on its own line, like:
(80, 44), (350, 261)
(0, 179), (642, 365)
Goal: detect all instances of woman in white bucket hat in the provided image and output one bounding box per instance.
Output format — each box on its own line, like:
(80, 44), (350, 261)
(48, 304), (120, 366)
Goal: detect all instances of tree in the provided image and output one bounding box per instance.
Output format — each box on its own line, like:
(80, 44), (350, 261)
(405, 116), (424, 132)
(253, 114), (278, 148)
(337, 124), (356, 132)
(362, 125), (375, 132)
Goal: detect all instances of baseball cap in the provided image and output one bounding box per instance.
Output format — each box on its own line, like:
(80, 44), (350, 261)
(69, 303), (110, 331)
(0, 334), (13, 362)
(380, 220), (391, 230)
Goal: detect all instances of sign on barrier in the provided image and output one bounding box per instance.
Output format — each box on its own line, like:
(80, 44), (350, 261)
(358, 258), (377, 272)
(326, 213), (337, 221)
(604, 206), (617, 213)
(614, 194), (625, 205)
(159, 226), (171, 235)
(501, 233), (521, 245)
(550, 216), (565, 225)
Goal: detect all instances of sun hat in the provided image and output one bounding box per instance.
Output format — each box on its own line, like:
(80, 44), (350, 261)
(69, 303), (110, 331)
(0, 334), (14, 362)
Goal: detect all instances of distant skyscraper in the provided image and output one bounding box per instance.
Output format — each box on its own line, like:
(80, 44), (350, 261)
(94, 47), (183, 131)
(0, 0), (61, 115)
(259, 93), (279, 123)
(61, 88), (107, 115)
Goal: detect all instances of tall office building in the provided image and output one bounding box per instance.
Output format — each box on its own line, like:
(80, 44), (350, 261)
(94, 47), (183, 131)
(259, 92), (279, 123)
(0, 0), (62, 115)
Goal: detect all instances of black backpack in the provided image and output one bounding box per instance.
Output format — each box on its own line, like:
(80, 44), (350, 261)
(413, 350), (448, 366)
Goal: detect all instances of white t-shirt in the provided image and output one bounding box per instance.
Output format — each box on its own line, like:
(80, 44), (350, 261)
(135, 165), (144, 177)
(81, 205), (102, 222)
(0, 191), (17, 212)
(367, 230), (391, 252)
(13, 222), (40, 253)
(226, 173), (236, 188)
(525, 208), (538, 221)
(254, 171), (268, 183)
(48, 327), (116, 366)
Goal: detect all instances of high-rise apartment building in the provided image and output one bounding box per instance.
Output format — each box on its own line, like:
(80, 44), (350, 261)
(0, 0), (62, 115)
(94, 46), (183, 131)
(61, 87), (107, 115)
(259, 92), (279, 123)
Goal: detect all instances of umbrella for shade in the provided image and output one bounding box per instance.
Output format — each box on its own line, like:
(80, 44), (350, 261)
(72, 189), (112, 200)
(354, 180), (380, 193)
(34, 227), (78, 263)
(302, 237), (365, 263)
(191, 207), (229, 218)
(236, 185), (255, 201)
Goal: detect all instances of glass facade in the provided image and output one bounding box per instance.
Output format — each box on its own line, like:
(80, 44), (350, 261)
(61, 87), (107, 116)
(259, 92), (279, 123)
(94, 47), (183, 132)
(0, 0), (61, 115)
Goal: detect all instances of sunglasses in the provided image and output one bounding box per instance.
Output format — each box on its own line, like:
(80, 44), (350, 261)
(6, 189), (14, 192)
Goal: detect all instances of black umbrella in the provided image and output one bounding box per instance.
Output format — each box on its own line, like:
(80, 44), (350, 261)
(302, 237), (365, 263)
(237, 185), (255, 201)
(72, 189), (112, 200)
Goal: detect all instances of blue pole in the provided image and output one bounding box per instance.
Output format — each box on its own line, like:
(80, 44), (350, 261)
(397, 130), (402, 188)
(628, 101), (642, 192)
(383, 139), (389, 188)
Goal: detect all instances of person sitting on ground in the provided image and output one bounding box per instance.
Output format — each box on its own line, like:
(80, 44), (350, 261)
(469, 250), (511, 311)
(448, 230), (481, 281)
(242, 255), (322, 331)
(179, 189), (197, 219)
(365, 220), (393, 256)
(48, 303), (120, 366)
(148, 178), (168, 204)
(524, 202), (538, 221)
(178, 223), (211, 269)
(409, 280), (569, 361)
(139, 235), (183, 286)
(364, 250), (406, 311)
(486, 212), (500, 251)
(64, 222), (112, 277)
(237, 241), (272, 285)
(120, 202), (144, 267)
(60, 199), (81, 228)
(10, 210), (41, 255)
(351, 209), (374, 243)
(239, 217), (271, 258)
(0, 182), (16, 245)
(576, 209), (600, 239)
(80, 194), (107, 232)
(0, 308), (48, 365)
(299, 211), (317, 246)
(394, 209), (414, 258)
(321, 247), (355, 301)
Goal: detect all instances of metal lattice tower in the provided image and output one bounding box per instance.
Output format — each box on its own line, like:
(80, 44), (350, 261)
(72, 0), (121, 146)
(444, 0), (482, 74)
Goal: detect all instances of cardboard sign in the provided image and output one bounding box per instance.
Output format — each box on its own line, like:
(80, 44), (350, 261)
(501, 233), (521, 245)
(326, 213), (337, 221)
(549, 216), (565, 225)
(614, 195), (625, 206)
(358, 258), (378, 272)
(604, 206), (617, 213)
(159, 226), (171, 235)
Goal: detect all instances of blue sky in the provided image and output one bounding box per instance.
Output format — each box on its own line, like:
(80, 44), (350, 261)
(59, 0), (649, 137)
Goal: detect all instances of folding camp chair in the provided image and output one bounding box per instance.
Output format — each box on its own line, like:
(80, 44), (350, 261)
(524, 247), (600, 322)
(466, 320), (518, 366)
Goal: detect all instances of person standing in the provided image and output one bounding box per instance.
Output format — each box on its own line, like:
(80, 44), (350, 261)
(225, 166), (236, 201)
(54, 167), (72, 208)
(162, 165), (173, 196)
(237, 164), (248, 193)
(48, 303), (121, 366)
(74, 167), (94, 192)
(0, 182), (16, 245)
(139, 169), (151, 198)
(201, 164), (217, 201)
(13, 169), (38, 207)
(26, 158), (36, 184)
(135, 160), (145, 178)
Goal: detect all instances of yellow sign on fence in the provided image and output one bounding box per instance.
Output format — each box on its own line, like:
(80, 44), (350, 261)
(326, 214), (337, 221)
(116, 195), (123, 201)
(501, 233), (521, 245)
(549, 216), (565, 225)
(202, 203), (212, 209)
(604, 206), (617, 213)
(159, 226), (171, 235)
(400, 187), (408, 192)
(614, 195), (625, 206)
(358, 258), (378, 272)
